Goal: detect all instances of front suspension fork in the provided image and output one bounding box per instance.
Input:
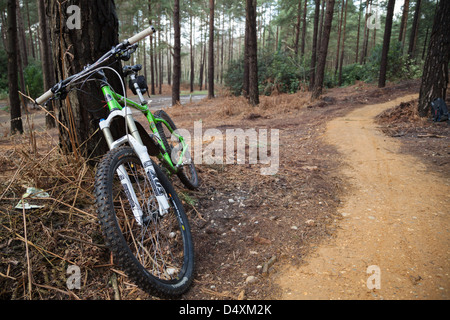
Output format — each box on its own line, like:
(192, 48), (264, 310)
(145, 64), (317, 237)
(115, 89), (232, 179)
(99, 108), (170, 225)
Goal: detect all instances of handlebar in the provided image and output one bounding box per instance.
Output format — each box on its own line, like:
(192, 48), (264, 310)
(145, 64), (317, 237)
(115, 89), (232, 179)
(127, 26), (156, 45)
(35, 26), (156, 105)
(36, 89), (54, 105)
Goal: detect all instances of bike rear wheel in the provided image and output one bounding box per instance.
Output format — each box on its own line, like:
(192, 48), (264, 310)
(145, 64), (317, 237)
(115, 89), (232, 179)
(94, 146), (194, 297)
(154, 110), (199, 190)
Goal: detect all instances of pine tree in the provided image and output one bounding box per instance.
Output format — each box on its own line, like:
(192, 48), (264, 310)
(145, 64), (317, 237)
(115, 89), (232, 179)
(172, 0), (181, 105)
(7, 0), (23, 135)
(378, 0), (396, 88)
(48, 0), (121, 158)
(311, 0), (335, 100)
(245, 0), (259, 105)
(418, 0), (450, 117)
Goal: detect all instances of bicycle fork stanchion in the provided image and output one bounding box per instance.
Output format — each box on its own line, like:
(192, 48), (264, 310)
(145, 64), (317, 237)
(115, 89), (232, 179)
(99, 108), (170, 223)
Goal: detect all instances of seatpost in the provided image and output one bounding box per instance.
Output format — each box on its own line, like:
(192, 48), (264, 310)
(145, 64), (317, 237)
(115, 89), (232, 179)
(129, 74), (147, 105)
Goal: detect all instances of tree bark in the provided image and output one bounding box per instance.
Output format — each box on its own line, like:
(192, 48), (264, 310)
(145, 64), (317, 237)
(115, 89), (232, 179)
(190, 11), (195, 93)
(37, 0), (55, 128)
(300, 0), (308, 57)
(7, 0), (23, 135)
(16, 0), (28, 68)
(317, 0), (325, 56)
(360, 0), (370, 64)
(335, 0), (344, 76)
(149, 1), (156, 96)
(311, 0), (335, 100)
(378, 0), (396, 88)
(243, 8), (249, 98)
(208, 0), (215, 99)
(418, 0), (450, 117)
(49, 0), (121, 158)
(294, 0), (302, 56)
(25, 0), (36, 59)
(398, 0), (410, 45)
(408, 0), (422, 59)
(338, 0), (348, 86)
(355, 0), (362, 63)
(246, 0), (259, 106)
(172, 0), (181, 105)
(309, 0), (320, 91)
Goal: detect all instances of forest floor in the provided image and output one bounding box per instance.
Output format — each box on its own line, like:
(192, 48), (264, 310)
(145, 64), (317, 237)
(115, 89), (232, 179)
(0, 79), (448, 300)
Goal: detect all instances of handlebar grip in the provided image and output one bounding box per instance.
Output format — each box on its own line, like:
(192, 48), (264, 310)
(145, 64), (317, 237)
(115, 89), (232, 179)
(127, 26), (156, 45)
(36, 89), (54, 105)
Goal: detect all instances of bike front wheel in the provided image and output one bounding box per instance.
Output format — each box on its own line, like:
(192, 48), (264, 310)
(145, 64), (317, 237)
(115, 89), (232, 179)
(94, 146), (194, 297)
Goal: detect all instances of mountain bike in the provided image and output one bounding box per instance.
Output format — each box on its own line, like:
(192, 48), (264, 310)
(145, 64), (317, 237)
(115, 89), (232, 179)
(36, 26), (195, 297)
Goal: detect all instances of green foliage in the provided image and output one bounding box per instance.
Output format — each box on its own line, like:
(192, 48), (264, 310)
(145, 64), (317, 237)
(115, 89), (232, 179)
(224, 50), (308, 96)
(224, 58), (245, 96)
(340, 41), (423, 87)
(260, 51), (305, 95)
(22, 60), (44, 99)
(0, 50), (44, 99)
(225, 39), (424, 96)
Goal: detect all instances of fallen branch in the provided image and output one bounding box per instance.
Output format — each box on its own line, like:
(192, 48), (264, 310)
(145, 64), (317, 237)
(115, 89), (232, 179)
(18, 91), (69, 133)
(417, 134), (446, 139)
(22, 204), (33, 299)
(33, 283), (81, 300)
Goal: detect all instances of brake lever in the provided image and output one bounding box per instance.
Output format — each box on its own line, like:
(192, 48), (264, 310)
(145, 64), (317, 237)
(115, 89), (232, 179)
(50, 82), (68, 101)
(116, 44), (138, 61)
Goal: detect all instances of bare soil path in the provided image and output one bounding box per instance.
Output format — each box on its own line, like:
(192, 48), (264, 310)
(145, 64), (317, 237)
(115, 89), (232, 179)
(275, 94), (450, 300)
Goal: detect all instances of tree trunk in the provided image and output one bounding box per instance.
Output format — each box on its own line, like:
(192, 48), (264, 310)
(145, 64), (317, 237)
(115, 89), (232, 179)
(355, 0), (362, 63)
(408, 0), (422, 59)
(7, 0), (23, 135)
(335, 0), (344, 76)
(172, 0), (181, 105)
(208, 0), (215, 99)
(311, 0), (335, 100)
(300, 0), (308, 57)
(246, 0), (259, 106)
(398, 0), (410, 45)
(243, 12), (249, 98)
(199, 16), (206, 91)
(149, 1), (156, 96)
(25, 0), (36, 59)
(37, 0), (55, 129)
(309, 0), (320, 91)
(418, 0), (450, 117)
(166, 20), (171, 86)
(16, 0), (28, 68)
(0, 12), (8, 50)
(338, 0), (348, 86)
(360, 0), (370, 64)
(158, 10), (162, 95)
(378, 0), (396, 88)
(294, 0), (302, 56)
(190, 12), (195, 93)
(317, 0), (326, 56)
(49, 0), (121, 158)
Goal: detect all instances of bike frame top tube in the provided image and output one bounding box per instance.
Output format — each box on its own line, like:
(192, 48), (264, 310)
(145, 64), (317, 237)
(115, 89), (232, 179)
(103, 86), (148, 113)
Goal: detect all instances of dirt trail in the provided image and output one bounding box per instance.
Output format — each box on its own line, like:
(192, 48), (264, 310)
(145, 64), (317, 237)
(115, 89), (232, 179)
(275, 94), (450, 300)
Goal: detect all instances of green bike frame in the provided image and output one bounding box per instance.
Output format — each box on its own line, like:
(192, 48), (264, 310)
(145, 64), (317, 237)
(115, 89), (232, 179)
(100, 85), (188, 174)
